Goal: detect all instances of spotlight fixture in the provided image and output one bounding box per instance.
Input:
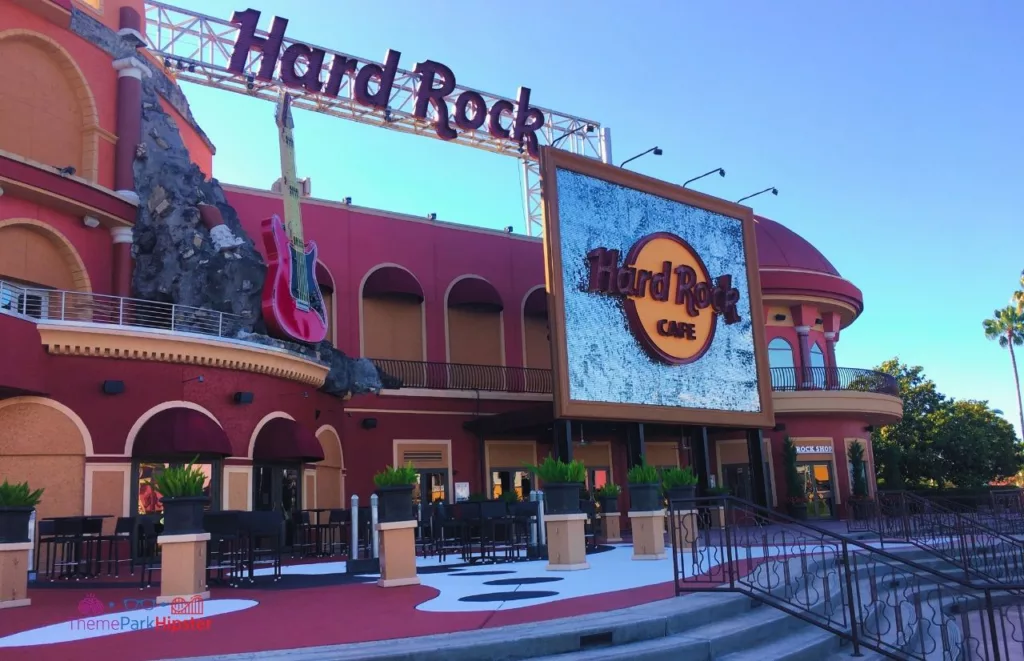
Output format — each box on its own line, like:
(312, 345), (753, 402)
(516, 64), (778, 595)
(736, 187), (779, 204)
(383, 107), (392, 122)
(620, 146), (662, 169)
(503, 226), (513, 233)
(102, 380), (125, 395)
(163, 57), (171, 68)
(233, 391), (254, 404)
(55, 165), (76, 177)
(773, 314), (786, 321)
(361, 417), (378, 430)
(182, 375), (204, 384)
(550, 123), (596, 147)
(245, 74), (255, 91)
(187, 63), (196, 73)
(342, 197), (352, 205)
(82, 216), (100, 229)
(682, 168), (726, 188)
(427, 213), (437, 220)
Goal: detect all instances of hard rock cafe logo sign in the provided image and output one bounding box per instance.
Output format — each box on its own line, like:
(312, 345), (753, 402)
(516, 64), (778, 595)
(585, 232), (742, 365)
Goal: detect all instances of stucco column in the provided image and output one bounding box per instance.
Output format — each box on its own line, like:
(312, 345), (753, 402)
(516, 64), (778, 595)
(111, 226), (134, 298)
(112, 57), (152, 204)
(824, 331), (839, 389)
(794, 325), (812, 388)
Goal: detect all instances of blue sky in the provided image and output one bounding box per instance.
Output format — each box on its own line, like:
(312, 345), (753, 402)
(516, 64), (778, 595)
(168, 0), (1024, 436)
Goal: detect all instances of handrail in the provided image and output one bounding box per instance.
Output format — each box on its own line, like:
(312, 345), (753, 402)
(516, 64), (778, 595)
(669, 495), (1024, 660)
(769, 366), (900, 395)
(0, 278), (244, 339)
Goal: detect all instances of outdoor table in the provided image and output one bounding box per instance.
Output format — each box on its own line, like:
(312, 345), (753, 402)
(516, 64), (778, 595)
(301, 509), (331, 556)
(41, 515), (113, 580)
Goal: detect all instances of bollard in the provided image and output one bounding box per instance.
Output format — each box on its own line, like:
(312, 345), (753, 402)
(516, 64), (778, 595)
(537, 490), (546, 546)
(27, 510), (36, 581)
(529, 491), (538, 547)
(370, 493), (380, 559)
(350, 494), (360, 560)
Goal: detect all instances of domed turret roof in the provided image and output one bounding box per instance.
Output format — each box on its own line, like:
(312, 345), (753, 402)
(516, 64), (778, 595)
(754, 216), (841, 276)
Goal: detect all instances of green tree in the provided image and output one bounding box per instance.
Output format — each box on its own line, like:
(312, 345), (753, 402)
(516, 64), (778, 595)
(928, 400), (1022, 488)
(1012, 270), (1024, 315)
(870, 359), (946, 485)
(982, 306), (1024, 437)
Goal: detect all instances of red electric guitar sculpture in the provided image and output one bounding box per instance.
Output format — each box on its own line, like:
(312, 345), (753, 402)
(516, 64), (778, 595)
(260, 92), (328, 345)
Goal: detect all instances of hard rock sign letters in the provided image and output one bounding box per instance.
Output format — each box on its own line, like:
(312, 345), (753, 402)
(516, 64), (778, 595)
(585, 232), (741, 365)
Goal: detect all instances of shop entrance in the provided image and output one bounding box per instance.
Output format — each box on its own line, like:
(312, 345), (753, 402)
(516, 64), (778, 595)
(490, 469), (533, 501)
(253, 464), (302, 546)
(721, 463), (753, 501)
(413, 470), (448, 518)
(797, 462), (835, 519)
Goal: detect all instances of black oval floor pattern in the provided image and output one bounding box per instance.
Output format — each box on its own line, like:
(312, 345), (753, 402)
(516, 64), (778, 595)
(450, 570), (516, 576)
(484, 577), (563, 586)
(458, 590), (559, 602)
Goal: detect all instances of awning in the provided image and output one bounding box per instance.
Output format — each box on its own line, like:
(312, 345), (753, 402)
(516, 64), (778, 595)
(252, 418), (325, 463)
(363, 266), (424, 300)
(523, 288), (548, 317)
(448, 277), (503, 311)
(133, 408), (233, 457)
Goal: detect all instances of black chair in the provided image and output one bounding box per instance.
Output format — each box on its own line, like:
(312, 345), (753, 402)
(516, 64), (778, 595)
(510, 502), (538, 558)
(243, 511), (284, 582)
(204, 511), (244, 587)
(35, 519), (59, 578)
(136, 517), (161, 589)
(99, 517), (136, 576)
(51, 518), (85, 581)
(79, 517), (104, 577)
(324, 509), (349, 557)
(427, 502), (463, 562)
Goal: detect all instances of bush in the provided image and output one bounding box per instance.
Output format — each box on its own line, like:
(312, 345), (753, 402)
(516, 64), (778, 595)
(152, 457), (206, 498)
(596, 483), (621, 498)
(782, 437), (805, 502)
(661, 466), (698, 488)
(627, 461), (659, 484)
(373, 462), (418, 488)
(0, 480), (44, 507)
(524, 456), (585, 483)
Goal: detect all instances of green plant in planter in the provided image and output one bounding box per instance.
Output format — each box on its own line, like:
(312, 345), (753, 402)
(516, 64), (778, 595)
(848, 442), (869, 499)
(152, 457), (207, 497)
(524, 456), (585, 483)
(373, 462), (418, 488)
(467, 492), (488, 502)
(661, 466), (698, 489)
(706, 486), (730, 496)
(0, 480), (44, 507)
(500, 490), (520, 504)
(596, 483), (621, 498)
(627, 461), (659, 484)
(782, 437), (806, 504)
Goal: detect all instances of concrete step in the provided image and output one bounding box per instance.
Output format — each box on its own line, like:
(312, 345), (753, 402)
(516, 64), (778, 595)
(716, 626), (839, 661)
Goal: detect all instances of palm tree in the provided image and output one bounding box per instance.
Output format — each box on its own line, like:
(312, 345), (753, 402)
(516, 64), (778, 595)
(984, 306), (1024, 437)
(1013, 270), (1024, 314)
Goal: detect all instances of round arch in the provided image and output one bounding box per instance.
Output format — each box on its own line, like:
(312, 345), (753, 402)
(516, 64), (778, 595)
(0, 218), (93, 293)
(0, 396), (94, 456)
(314, 424), (346, 507)
(444, 274), (505, 365)
(315, 259), (338, 346)
(520, 284), (548, 367)
(0, 29), (101, 182)
(358, 263), (426, 360)
(246, 411), (295, 460)
(124, 400), (222, 457)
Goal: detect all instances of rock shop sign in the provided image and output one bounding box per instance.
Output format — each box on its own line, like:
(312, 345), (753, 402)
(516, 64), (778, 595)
(795, 445), (832, 455)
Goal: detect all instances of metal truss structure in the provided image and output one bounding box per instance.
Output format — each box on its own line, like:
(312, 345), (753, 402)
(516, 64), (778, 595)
(143, 1), (610, 236)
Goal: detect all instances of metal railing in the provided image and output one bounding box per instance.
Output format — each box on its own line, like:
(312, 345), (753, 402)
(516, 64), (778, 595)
(769, 366), (900, 395)
(0, 279), (244, 338)
(370, 358), (552, 394)
(670, 495), (1024, 660)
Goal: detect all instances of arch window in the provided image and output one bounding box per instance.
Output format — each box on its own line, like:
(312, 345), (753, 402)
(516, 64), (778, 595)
(809, 342), (827, 387)
(767, 337), (795, 390)
(361, 266), (425, 361)
(522, 287), (550, 370)
(446, 277), (504, 367)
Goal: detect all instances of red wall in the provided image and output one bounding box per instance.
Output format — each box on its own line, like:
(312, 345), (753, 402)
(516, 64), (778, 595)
(225, 189), (545, 364)
(0, 314), (48, 395)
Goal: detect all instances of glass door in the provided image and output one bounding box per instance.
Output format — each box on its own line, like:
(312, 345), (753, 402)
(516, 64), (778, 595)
(253, 464), (303, 546)
(722, 464), (753, 501)
(413, 470), (448, 520)
(797, 462), (834, 519)
(490, 469), (532, 501)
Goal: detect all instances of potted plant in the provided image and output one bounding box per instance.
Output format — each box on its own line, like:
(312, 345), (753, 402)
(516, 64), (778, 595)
(0, 480), (44, 543)
(525, 457), (585, 515)
(595, 483), (621, 514)
(847, 442), (872, 520)
(500, 490), (520, 505)
(152, 458), (208, 535)
(627, 460), (661, 512)
(373, 463), (418, 523)
(662, 466), (698, 503)
(782, 437), (808, 520)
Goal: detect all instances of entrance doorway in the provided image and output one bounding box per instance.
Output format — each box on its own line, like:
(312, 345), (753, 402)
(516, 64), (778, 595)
(413, 470), (448, 519)
(722, 463), (753, 501)
(491, 469), (533, 501)
(797, 462), (834, 519)
(253, 464), (302, 546)
(585, 467), (610, 493)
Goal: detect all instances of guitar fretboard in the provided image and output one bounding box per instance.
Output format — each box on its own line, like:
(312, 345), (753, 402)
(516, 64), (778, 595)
(277, 95), (304, 248)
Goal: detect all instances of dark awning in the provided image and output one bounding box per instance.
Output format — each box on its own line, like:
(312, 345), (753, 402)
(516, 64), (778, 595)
(523, 288), (548, 317)
(363, 266), (424, 300)
(448, 277), (503, 311)
(133, 408), (233, 457)
(252, 418), (325, 463)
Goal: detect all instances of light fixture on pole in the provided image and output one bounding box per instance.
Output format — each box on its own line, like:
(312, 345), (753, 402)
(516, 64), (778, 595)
(682, 168), (725, 188)
(620, 146), (662, 169)
(736, 187), (778, 204)
(551, 123), (596, 148)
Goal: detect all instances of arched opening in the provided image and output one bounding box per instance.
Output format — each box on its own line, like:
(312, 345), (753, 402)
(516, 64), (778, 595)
(0, 30), (99, 182)
(360, 265), (425, 361)
(522, 287), (550, 369)
(314, 425), (344, 516)
(809, 341), (827, 388)
(315, 261), (336, 345)
(130, 407), (231, 516)
(768, 337), (795, 389)
(251, 416), (323, 548)
(0, 220), (92, 319)
(447, 276), (504, 367)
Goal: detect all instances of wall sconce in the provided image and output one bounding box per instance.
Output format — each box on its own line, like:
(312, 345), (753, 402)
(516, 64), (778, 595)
(426, 213), (437, 221)
(772, 423), (786, 432)
(815, 318), (823, 325)
(361, 417), (378, 430)
(233, 391), (254, 404)
(342, 197), (352, 205)
(82, 216), (100, 228)
(864, 425), (875, 433)
(182, 375), (204, 384)
(773, 314), (786, 321)
(102, 380), (125, 395)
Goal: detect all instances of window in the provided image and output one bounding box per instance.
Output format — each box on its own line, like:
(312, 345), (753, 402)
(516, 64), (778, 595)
(809, 343), (826, 387)
(491, 470), (533, 500)
(768, 337), (795, 389)
(133, 460), (220, 515)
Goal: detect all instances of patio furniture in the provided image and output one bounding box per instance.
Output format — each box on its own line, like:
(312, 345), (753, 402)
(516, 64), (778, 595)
(98, 516), (136, 576)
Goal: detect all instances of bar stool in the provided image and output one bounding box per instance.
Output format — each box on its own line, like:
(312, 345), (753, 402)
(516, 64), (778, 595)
(100, 517), (136, 576)
(52, 518), (85, 581)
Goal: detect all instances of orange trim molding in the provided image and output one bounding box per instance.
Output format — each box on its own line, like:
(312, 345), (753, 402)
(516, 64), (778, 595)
(772, 390), (902, 425)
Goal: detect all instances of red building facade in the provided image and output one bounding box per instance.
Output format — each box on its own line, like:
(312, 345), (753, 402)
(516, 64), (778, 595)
(0, 0), (901, 534)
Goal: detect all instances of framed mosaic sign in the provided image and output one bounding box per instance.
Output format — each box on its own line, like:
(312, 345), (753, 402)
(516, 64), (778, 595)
(538, 148), (775, 428)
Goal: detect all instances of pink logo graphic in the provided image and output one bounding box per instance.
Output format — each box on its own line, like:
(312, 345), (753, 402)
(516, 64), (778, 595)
(78, 594), (105, 616)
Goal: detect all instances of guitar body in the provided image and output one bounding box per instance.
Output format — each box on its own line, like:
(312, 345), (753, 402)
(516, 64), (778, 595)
(260, 214), (328, 344)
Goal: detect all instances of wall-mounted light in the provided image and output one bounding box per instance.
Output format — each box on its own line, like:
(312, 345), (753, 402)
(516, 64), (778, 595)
(233, 391), (254, 405)
(773, 314), (786, 321)
(102, 380), (125, 395)
(503, 226), (513, 233)
(82, 216), (100, 229)
(342, 197), (352, 205)
(773, 423), (786, 432)
(361, 417), (378, 430)
(815, 318), (823, 325)
(426, 213), (437, 221)
(182, 375), (204, 384)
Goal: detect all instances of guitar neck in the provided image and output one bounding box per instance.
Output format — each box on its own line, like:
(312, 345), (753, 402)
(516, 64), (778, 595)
(277, 103), (304, 246)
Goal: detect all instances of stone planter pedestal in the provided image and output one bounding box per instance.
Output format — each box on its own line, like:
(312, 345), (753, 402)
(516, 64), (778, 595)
(669, 509), (699, 550)
(157, 533), (210, 604)
(545, 513), (589, 571)
(628, 510), (666, 560)
(377, 520), (420, 587)
(0, 542), (32, 609)
(601, 513), (622, 543)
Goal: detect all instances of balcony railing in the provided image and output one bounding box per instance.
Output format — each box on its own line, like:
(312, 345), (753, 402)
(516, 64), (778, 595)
(370, 359), (553, 394)
(0, 279), (244, 338)
(769, 366), (899, 396)
(371, 360), (899, 397)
